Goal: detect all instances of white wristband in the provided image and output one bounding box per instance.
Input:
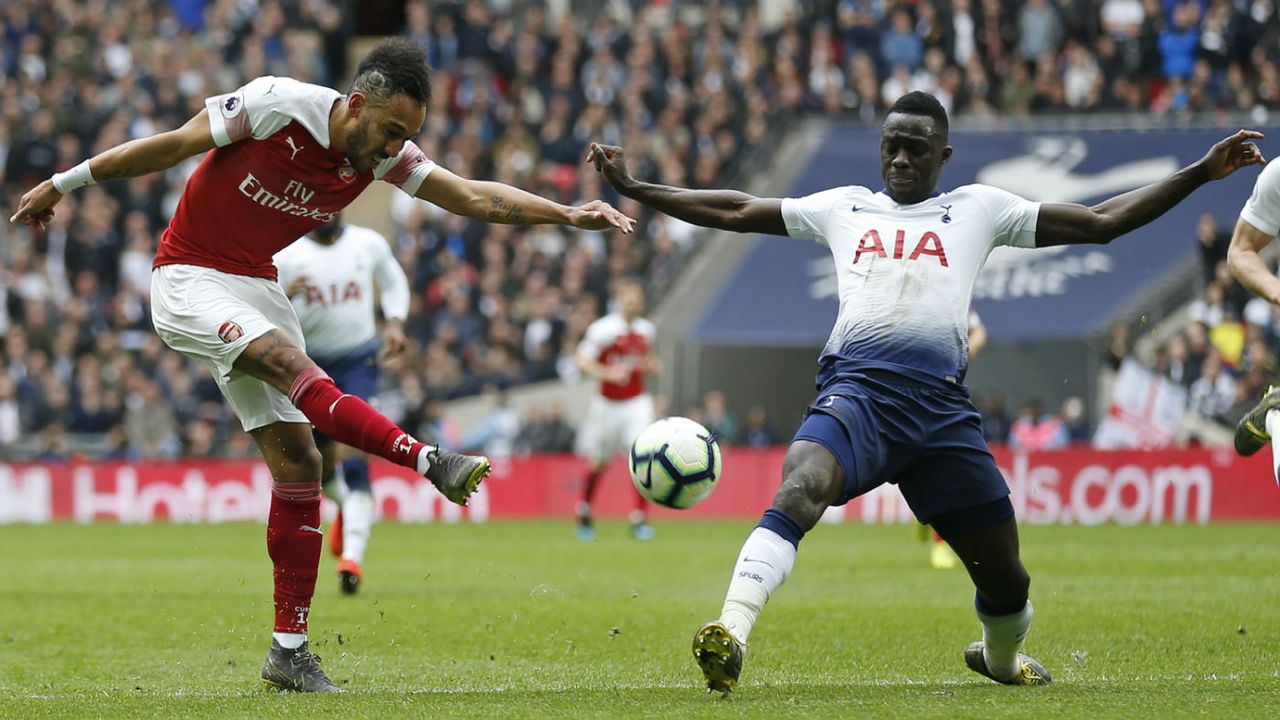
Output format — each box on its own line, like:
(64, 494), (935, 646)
(51, 160), (96, 194)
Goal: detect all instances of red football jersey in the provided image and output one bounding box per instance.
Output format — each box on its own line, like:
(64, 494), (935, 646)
(153, 76), (435, 280)
(578, 313), (656, 401)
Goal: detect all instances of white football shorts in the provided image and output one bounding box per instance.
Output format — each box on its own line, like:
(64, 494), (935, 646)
(150, 264), (308, 431)
(576, 394), (656, 465)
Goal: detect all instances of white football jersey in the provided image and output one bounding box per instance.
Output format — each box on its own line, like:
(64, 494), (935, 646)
(782, 184), (1039, 385)
(1240, 157), (1280, 237)
(274, 224), (410, 360)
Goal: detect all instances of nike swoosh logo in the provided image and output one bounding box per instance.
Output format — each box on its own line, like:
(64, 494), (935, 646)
(328, 395), (349, 414)
(851, 205), (862, 212)
(299, 525), (323, 534)
(742, 557), (774, 568)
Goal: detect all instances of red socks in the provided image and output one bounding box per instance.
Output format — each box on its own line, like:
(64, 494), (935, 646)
(581, 468), (604, 505)
(289, 368), (429, 471)
(267, 481), (322, 634)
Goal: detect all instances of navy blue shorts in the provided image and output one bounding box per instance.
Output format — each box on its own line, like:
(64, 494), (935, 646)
(791, 371), (1009, 524)
(312, 344), (379, 446)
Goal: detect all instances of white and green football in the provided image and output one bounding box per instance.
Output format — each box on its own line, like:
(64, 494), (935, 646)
(628, 417), (722, 509)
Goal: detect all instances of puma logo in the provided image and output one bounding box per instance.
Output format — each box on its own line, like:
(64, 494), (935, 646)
(285, 136), (303, 160)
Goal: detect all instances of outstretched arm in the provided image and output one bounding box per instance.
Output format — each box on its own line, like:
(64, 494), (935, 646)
(415, 166), (636, 234)
(1035, 130), (1266, 247)
(10, 110), (218, 229)
(587, 143), (787, 235)
(1227, 218), (1280, 305)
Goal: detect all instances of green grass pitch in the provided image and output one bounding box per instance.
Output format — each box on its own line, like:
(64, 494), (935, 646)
(1, 520), (1277, 718)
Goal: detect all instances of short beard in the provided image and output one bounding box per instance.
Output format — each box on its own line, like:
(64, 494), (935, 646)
(345, 118), (371, 171)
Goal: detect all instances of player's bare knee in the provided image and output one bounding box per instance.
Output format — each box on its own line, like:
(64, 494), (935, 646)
(773, 466), (839, 531)
(273, 444), (323, 484)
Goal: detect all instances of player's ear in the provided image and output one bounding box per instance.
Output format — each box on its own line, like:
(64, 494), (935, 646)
(940, 145), (953, 165)
(347, 92), (367, 117)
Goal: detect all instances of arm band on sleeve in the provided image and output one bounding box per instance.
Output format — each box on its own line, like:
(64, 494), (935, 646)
(51, 160), (97, 194)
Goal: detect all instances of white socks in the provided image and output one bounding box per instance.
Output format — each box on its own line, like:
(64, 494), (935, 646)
(322, 465), (348, 505)
(416, 445), (437, 475)
(273, 632), (306, 649)
(341, 490), (373, 564)
(978, 601), (1034, 681)
(719, 527), (797, 645)
(1267, 410), (1280, 486)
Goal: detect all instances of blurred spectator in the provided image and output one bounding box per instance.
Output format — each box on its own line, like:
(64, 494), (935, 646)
(1188, 348), (1237, 422)
(981, 394), (1012, 444)
(1185, 321), (1211, 378)
(515, 402), (576, 454)
(1060, 396), (1090, 444)
(702, 390), (739, 445)
(1165, 334), (1195, 386)
(1008, 399), (1069, 451)
(0, 372), (20, 447)
(124, 378), (179, 459)
(461, 386), (520, 457)
(1159, 2), (1201, 80)
(1104, 322), (1132, 371)
(1189, 281), (1228, 327)
(35, 423), (70, 462)
(1018, 0), (1063, 61)
(742, 405), (778, 447)
(880, 9), (924, 72)
(416, 397), (463, 450)
(1196, 212), (1229, 287)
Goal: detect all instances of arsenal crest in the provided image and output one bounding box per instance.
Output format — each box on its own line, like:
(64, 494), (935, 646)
(217, 321), (244, 344)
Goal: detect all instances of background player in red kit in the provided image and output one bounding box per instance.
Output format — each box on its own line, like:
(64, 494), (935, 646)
(9, 39), (634, 693)
(574, 278), (661, 541)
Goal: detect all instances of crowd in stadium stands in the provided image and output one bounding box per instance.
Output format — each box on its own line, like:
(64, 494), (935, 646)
(458, 386), (780, 458)
(1106, 212), (1280, 430)
(4, 0), (1280, 458)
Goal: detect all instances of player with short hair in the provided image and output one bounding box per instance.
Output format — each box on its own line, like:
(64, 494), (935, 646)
(11, 38), (634, 693)
(574, 277), (660, 541)
(275, 216), (407, 596)
(588, 91), (1262, 693)
(1227, 156), (1280, 470)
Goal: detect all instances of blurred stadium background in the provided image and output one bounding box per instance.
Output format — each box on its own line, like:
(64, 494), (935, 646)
(3, 0), (1280, 522)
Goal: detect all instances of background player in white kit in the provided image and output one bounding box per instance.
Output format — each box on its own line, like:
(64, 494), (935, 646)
(574, 278), (661, 541)
(275, 216), (408, 595)
(1227, 158), (1280, 476)
(589, 92), (1263, 693)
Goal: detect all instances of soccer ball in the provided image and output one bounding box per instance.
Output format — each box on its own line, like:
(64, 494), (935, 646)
(628, 417), (722, 509)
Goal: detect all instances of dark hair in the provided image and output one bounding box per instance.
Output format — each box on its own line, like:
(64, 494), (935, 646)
(886, 91), (948, 135)
(350, 38), (432, 106)
(615, 276), (646, 295)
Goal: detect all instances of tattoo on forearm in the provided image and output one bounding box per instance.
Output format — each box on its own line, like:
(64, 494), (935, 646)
(96, 166), (136, 181)
(488, 195), (526, 224)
